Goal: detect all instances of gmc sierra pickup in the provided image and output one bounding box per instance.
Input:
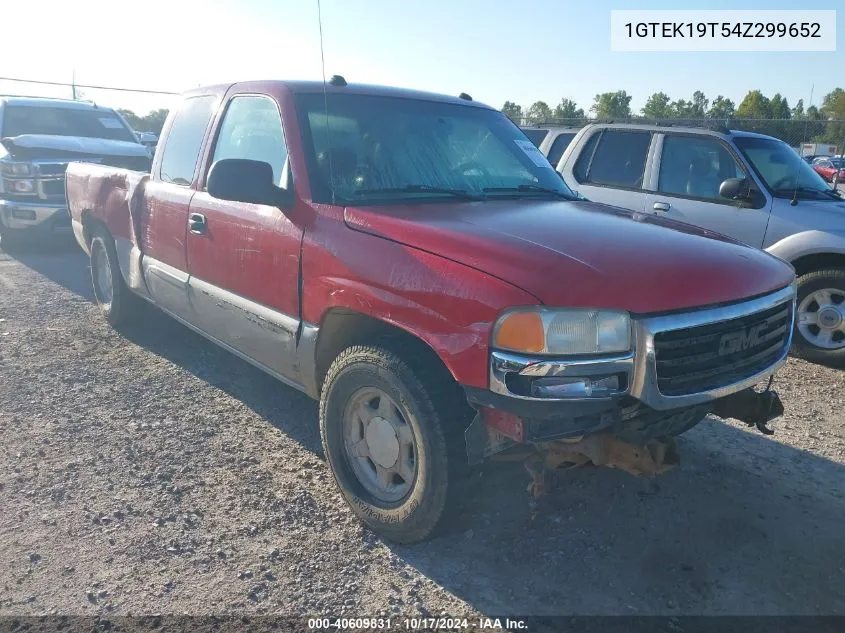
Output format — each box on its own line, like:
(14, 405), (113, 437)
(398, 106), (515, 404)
(0, 96), (151, 249)
(66, 79), (796, 543)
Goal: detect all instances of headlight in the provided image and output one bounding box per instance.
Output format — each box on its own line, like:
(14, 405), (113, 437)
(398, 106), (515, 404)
(3, 178), (35, 194)
(493, 308), (632, 355)
(1, 162), (34, 177)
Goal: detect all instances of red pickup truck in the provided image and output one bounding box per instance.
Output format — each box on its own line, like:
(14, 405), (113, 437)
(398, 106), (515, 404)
(66, 79), (796, 543)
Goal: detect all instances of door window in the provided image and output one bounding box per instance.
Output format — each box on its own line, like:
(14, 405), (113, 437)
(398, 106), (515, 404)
(159, 96), (216, 186)
(211, 95), (288, 186)
(658, 135), (746, 201)
(573, 130), (651, 189)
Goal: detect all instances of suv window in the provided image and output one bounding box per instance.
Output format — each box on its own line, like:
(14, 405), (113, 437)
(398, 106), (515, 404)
(546, 132), (576, 168)
(521, 128), (549, 147)
(658, 135), (746, 201)
(211, 95), (288, 186)
(574, 130), (651, 188)
(159, 96), (216, 186)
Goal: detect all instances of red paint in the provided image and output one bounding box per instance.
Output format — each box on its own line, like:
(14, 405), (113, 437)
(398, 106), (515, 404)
(66, 80), (796, 393)
(481, 408), (525, 443)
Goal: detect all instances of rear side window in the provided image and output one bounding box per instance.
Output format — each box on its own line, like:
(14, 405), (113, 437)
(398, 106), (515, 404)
(159, 96), (216, 186)
(574, 130), (651, 189)
(521, 128), (549, 147)
(211, 95), (288, 186)
(546, 133), (576, 168)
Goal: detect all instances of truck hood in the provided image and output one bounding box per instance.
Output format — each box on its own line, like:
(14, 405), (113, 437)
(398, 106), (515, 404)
(0, 134), (149, 160)
(344, 199), (795, 315)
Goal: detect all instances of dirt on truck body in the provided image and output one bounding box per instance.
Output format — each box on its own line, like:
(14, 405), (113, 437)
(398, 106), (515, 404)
(65, 77), (796, 543)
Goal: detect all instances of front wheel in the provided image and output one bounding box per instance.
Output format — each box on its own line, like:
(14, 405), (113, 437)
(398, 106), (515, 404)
(319, 345), (472, 544)
(792, 269), (845, 364)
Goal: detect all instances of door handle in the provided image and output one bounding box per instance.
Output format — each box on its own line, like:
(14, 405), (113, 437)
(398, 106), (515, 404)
(653, 202), (670, 212)
(188, 213), (207, 234)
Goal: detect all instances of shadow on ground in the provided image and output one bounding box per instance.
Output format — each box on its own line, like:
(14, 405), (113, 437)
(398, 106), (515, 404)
(11, 245), (845, 616)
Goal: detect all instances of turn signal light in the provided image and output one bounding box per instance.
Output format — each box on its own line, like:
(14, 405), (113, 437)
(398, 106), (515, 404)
(493, 311), (545, 353)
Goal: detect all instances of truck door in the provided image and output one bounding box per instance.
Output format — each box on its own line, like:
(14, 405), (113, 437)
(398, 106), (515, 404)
(643, 133), (772, 248)
(560, 128), (653, 213)
(186, 93), (303, 385)
(141, 95), (217, 321)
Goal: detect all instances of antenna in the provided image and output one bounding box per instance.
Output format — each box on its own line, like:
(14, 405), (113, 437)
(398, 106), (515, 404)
(791, 85), (814, 206)
(316, 0), (336, 205)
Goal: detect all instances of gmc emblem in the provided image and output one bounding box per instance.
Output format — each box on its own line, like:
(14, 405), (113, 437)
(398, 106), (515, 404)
(718, 323), (767, 356)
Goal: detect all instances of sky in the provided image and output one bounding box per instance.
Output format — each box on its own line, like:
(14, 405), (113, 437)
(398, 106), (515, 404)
(1, 0), (842, 117)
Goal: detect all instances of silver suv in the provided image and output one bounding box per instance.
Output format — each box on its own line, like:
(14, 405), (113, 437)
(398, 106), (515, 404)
(553, 123), (845, 363)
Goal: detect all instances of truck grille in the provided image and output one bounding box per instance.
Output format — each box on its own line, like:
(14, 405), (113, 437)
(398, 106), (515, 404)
(40, 180), (65, 198)
(654, 299), (793, 396)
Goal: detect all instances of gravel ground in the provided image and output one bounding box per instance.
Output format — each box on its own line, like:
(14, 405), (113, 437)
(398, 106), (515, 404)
(1, 242), (844, 618)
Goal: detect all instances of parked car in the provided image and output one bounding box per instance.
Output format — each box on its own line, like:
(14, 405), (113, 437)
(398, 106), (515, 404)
(0, 97), (151, 250)
(548, 123), (845, 363)
(133, 131), (159, 153)
(811, 156), (845, 183)
(520, 125), (582, 171)
(66, 80), (794, 543)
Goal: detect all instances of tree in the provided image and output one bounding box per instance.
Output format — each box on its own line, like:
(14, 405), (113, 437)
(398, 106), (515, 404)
(641, 92), (672, 119)
(117, 108), (142, 130)
(115, 108), (170, 135)
(690, 91), (709, 118)
(552, 98), (585, 121)
(769, 93), (791, 119)
(591, 91), (632, 119)
(671, 99), (692, 118)
(820, 88), (845, 119)
(791, 99), (805, 119)
(736, 90), (772, 119)
(525, 101), (553, 123)
(707, 95), (735, 119)
(501, 101), (523, 121)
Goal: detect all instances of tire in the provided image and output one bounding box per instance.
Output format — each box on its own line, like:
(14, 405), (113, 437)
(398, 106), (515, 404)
(319, 344), (474, 544)
(792, 269), (845, 364)
(89, 227), (138, 327)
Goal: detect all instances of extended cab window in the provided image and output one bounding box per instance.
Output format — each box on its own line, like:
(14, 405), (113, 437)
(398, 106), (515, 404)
(574, 130), (651, 189)
(658, 135), (746, 201)
(210, 95), (288, 186)
(159, 96), (215, 186)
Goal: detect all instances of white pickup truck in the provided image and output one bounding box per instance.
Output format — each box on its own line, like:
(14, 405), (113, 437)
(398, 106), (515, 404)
(545, 123), (845, 364)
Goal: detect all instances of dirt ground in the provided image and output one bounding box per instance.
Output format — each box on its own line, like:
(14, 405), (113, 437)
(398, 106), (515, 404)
(1, 242), (844, 618)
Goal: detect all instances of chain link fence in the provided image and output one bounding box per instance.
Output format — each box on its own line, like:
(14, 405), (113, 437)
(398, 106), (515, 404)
(513, 116), (845, 155)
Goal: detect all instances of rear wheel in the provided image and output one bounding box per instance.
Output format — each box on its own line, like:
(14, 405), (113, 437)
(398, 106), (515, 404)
(793, 269), (845, 364)
(89, 228), (138, 327)
(319, 344), (474, 544)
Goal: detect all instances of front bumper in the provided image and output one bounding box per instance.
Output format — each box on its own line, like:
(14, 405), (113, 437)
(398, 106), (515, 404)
(466, 285), (796, 450)
(488, 284), (795, 411)
(0, 199), (71, 232)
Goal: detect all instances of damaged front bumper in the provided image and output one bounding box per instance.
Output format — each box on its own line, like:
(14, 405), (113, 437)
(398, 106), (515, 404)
(463, 285), (795, 490)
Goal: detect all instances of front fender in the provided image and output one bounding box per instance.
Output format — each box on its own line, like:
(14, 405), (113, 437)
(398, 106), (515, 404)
(766, 230), (845, 264)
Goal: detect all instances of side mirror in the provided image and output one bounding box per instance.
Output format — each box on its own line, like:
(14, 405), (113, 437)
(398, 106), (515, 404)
(719, 177), (750, 201)
(207, 158), (293, 207)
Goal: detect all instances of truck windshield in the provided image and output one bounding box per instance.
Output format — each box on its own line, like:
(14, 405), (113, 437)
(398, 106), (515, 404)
(1, 106), (137, 143)
(734, 136), (836, 200)
(295, 93), (574, 205)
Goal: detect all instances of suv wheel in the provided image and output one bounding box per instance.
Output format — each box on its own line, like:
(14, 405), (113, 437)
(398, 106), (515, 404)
(319, 344), (473, 544)
(793, 269), (845, 364)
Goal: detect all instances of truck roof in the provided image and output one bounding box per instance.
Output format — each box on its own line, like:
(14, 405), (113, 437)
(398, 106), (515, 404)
(0, 96), (110, 111)
(183, 80), (495, 110)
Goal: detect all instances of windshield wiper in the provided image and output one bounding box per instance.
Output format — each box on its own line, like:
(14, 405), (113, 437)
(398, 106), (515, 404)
(354, 185), (484, 201)
(773, 186), (841, 200)
(483, 184), (576, 200)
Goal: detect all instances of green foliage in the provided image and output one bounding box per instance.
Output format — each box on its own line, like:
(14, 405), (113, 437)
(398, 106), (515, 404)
(642, 92), (672, 119)
(736, 90), (772, 119)
(591, 91), (632, 119)
(525, 101), (553, 122)
(553, 98), (585, 121)
(117, 108), (170, 135)
(707, 96), (735, 119)
(501, 101), (523, 121)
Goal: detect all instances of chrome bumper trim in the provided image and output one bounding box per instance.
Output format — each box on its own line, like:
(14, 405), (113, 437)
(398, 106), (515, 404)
(0, 199), (68, 230)
(490, 284), (797, 411)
